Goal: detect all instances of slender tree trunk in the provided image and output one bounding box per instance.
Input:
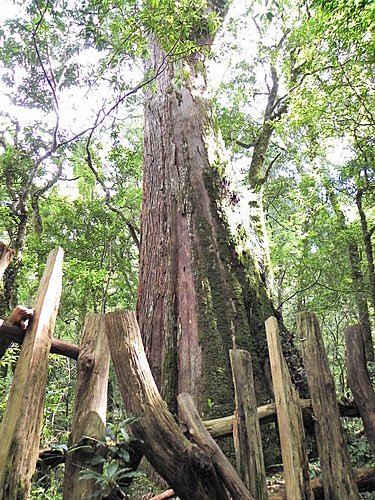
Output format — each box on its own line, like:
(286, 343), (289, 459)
(330, 192), (374, 362)
(356, 190), (375, 316)
(137, 7), (306, 423)
(247, 67), (281, 291)
(0, 211), (28, 316)
(0, 243), (14, 281)
(347, 241), (374, 362)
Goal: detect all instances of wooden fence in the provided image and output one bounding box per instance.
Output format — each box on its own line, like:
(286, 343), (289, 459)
(0, 248), (374, 499)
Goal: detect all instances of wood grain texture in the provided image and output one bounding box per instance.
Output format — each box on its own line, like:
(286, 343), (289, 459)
(230, 349), (268, 499)
(105, 310), (228, 500)
(63, 314), (110, 499)
(266, 317), (312, 500)
(345, 324), (375, 454)
(269, 466), (375, 499)
(0, 322), (79, 360)
(0, 247), (63, 499)
(178, 392), (252, 500)
(297, 311), (360, 500)
(202, 398), (358, 438)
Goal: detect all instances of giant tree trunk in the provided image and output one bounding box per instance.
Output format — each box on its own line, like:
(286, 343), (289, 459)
(137, 5), (305, 421)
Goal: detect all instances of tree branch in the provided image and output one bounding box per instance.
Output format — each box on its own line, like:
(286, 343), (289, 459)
(277, 271), (322, 310)
(85, 125), (140, 249)
(33, 0), (60, 151)
(261, 152), (281, 185)
(235, 140), (254, 149)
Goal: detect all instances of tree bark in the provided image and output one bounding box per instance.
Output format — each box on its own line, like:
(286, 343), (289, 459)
(0, 214), (28, 316)
(152, 466), (375, 500)
(356, 189), (375, 318)
(266, 317), (312, 500)
(0, 243), (15, 333)
(137, 4), (306, 424)
(269, 466), (375, 499)
(178, 392), (251, 499)
(346, 236), (374, 362)
(202, 399), (359, 438)
(247, 66), (284, 289)
(330, 191), (374, 362)
(345, 324), (375, 454)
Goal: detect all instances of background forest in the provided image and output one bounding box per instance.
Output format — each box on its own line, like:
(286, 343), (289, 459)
(0, 0), (374, 497)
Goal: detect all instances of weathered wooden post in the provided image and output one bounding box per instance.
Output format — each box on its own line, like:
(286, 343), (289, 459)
(297, 311), (360, 500)
(105, 310), (231, 500)
(345, 324), (375, 454)
(63, 314), (110, 500)
(265, 317), (312, 499)
(229, 349), (267, 499)
(178, 392), (252, 500)
(0, 247), (63, 499)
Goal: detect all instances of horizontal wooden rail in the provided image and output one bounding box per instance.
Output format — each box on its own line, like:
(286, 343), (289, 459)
(146, 466), (375, 500)
(203, 399), (359, 438)
(0, 323), (79, 360)
(269, 466), (375, 499)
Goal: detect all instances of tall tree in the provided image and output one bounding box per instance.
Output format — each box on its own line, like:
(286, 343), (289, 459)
(137, 0), (305, 420)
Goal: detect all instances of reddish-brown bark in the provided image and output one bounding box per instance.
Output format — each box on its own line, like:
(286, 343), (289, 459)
(137, 44), (271, 415)
(137, 5), (306, 423)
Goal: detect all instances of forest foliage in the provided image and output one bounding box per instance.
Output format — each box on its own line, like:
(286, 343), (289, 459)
(0, 0), (374, 497)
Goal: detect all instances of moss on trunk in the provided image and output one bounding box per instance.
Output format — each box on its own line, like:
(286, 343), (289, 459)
(137, 34), (307, 441)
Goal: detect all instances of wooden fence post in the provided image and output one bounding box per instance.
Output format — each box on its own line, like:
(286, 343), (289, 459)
(0, 247), (63, 499)
(229, 349), (267, 499)
(297, 311), (360, 500)
(63, 314), (110, 500)
(345, 324), (375, 454)
(105, 310), (230, 500)
(265, 317), (312, 499)
(178, 392), (252, 500)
